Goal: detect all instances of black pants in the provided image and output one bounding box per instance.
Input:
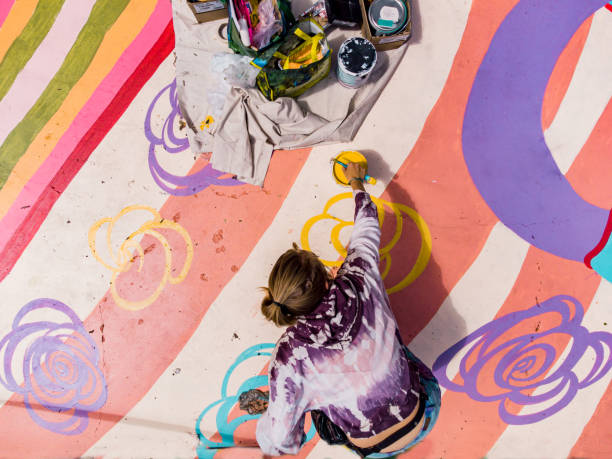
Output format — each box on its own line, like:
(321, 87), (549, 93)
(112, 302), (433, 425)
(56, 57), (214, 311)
(312, 390), (427, 457)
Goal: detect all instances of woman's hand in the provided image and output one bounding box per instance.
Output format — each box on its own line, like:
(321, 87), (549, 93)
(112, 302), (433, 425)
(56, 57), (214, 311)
(344, 162), (366, 191)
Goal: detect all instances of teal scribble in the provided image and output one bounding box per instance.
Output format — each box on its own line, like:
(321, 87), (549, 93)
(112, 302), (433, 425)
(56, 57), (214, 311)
(195, 343), (315, 458)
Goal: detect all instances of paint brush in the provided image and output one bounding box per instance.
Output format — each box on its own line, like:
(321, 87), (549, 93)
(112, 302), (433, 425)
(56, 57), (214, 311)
(332, 159), (377, 184)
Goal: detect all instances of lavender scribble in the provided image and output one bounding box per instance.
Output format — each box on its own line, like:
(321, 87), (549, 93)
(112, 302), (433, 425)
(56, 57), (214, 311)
(145, 80), (240, 195)
(0, 298), (107, 435)
(433, 295), (612, 424)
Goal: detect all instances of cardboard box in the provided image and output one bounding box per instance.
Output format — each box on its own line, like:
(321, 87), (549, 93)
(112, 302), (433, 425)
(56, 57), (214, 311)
(187, 0), (228, 23)
(358, 0), (411, 50)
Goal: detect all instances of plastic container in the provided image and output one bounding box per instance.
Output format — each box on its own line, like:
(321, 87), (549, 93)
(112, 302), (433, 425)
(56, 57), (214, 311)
(324, 0), (363, 26)
(367, 0), (408, 36)
(336, 37), (377, 89)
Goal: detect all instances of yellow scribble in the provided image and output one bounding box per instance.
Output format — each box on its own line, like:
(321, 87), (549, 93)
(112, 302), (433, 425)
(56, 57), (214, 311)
(88, 205), (194, 311)
(300, 193), (431, 294)
(200, 115), (214, 130)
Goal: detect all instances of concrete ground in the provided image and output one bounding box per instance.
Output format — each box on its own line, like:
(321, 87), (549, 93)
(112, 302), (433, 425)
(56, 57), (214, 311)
(0, 0), (611, 458)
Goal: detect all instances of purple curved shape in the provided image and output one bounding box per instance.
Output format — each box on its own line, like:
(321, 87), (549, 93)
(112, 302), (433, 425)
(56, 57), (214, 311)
(462, 0), (609, 261)
(145, 81), (241, 195)
(433, 295), (612, 424)
(0, 299), (107, 435)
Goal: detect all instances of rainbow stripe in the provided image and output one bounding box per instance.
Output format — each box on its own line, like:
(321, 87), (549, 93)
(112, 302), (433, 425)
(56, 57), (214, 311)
(0, 0), (174, 280)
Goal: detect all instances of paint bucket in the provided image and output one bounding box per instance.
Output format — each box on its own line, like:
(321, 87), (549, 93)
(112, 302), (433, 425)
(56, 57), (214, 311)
(336, 37), (377, 89)
(368, 0), (408, 36)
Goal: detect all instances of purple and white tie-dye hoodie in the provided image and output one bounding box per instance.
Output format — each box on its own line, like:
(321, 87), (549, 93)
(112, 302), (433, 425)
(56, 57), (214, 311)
(256, 190), (427, 455)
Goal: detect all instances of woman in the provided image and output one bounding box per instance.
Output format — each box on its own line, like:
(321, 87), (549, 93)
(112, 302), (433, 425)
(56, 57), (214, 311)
(254, 162), (441, 457)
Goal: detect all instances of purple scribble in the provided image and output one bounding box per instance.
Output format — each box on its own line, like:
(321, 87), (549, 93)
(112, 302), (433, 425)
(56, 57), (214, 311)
(0, 299), (107, 435)
(433, 295), (612, 424)
(145, 80), (241, 195)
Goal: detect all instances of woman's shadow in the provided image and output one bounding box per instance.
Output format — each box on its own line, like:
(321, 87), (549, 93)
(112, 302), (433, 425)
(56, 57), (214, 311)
(361, 149), (467, 366)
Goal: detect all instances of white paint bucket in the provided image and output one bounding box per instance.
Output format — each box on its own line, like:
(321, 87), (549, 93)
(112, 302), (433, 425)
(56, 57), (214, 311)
(336, 37), (377, 89)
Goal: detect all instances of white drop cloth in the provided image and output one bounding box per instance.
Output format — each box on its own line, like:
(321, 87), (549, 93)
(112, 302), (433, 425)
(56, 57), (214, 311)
(172, 0), (408, 185)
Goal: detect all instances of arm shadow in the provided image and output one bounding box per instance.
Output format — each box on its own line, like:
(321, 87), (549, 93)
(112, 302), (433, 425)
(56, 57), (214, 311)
(360, 149), (467, 366)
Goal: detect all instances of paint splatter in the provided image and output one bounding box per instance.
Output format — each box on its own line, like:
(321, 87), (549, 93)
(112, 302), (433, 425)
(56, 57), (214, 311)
(212, 229), (224, 244)
(144, 243), (156, 255)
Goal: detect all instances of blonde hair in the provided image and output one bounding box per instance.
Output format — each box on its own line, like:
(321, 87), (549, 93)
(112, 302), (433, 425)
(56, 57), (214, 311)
(261, 243), (329, 326)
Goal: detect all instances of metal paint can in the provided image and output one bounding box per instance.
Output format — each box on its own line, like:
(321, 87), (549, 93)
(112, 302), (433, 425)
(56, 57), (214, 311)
(368, 0), (408, 36)
(336, 37), (377, 89)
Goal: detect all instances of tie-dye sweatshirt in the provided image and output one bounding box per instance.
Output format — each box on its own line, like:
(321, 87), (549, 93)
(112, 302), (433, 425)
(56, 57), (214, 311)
(256, 190), (427, 455)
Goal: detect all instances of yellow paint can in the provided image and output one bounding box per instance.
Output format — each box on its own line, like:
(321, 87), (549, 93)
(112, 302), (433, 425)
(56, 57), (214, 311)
(332, 150), (377, 185)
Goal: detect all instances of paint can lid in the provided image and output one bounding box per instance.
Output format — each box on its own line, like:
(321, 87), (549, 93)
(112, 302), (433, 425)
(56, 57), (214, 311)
(368, 0), (407, 34)
(338, 37), (377, 75)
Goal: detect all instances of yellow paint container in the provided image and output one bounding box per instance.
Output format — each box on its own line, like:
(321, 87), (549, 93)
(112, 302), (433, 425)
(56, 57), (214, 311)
(332, 151), (377, 185)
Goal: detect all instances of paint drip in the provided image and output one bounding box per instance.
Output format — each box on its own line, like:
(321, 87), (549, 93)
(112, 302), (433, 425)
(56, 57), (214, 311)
(336, 37), (377, 89)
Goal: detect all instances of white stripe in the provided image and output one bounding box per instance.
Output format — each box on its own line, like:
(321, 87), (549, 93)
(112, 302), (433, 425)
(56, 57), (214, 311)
(544, 9), (612, 175)
(0, 0), (96, 146)
(85, 0), (475, 455)
(487, 279), (612, 459)
(408, 222), (530, 394)
(348, 0), (476, 181)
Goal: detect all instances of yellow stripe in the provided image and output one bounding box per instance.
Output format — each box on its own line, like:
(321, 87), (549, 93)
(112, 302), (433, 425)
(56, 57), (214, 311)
(0, 0), (156, 219)
(0, 0), (39, 63)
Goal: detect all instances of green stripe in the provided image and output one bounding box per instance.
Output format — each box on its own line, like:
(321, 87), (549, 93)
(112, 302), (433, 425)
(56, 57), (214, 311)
(0, 0), (131, 188)
(0, 0), (66, 103)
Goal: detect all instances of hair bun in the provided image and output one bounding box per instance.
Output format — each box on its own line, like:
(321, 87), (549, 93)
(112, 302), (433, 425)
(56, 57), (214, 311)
(261, 287), (273, 307)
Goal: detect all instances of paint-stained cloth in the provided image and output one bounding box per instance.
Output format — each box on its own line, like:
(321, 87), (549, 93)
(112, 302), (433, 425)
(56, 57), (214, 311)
(256, 190), (433, 455)
(171, 0), (408, 186)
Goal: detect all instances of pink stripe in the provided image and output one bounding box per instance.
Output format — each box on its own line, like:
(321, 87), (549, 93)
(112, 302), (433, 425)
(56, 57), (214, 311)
(0, 0), (96, 144)
(0, 0), (15, 28)
(0, 0), (171, 251)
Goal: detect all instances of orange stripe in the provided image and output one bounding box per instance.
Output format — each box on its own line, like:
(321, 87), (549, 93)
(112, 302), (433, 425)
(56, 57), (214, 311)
(0, 0), (155, 219)
(0, 0), (38, 64)
(379, 0), (518, 342)
(569, 379), (612, 457)
(0, 149), (310, 457)
(541, 16), (593, 130)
